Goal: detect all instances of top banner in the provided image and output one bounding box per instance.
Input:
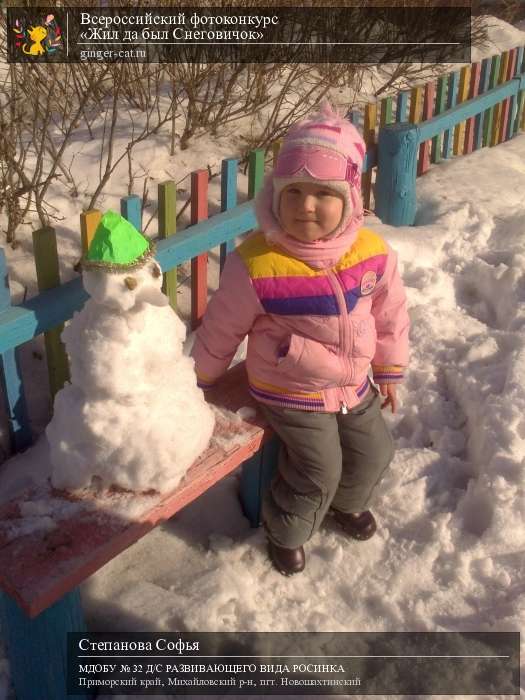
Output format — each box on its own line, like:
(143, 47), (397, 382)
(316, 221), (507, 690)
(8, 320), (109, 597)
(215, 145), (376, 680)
(7, 7), (471, 64)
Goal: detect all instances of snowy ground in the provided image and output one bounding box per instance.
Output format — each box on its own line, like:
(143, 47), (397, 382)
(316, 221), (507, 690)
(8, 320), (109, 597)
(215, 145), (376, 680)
(1, 14), (525, 700)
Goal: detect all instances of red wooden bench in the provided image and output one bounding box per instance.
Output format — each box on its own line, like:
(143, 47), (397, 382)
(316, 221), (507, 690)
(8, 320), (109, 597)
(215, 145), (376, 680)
(0, 362), (278, 700)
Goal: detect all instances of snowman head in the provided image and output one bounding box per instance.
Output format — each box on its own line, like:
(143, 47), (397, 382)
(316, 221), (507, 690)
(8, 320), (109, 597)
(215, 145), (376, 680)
(83, 261), (167, 311)
(81, 210), (164, 311)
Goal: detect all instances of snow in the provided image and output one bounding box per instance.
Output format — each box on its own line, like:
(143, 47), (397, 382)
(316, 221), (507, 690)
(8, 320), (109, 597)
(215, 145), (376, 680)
(1, 13), (525, 700)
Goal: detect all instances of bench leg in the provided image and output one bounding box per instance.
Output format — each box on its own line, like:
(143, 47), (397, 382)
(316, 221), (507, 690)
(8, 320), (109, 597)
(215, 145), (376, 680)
(0, 588), (94, 700)
(239, 435), (280, 527)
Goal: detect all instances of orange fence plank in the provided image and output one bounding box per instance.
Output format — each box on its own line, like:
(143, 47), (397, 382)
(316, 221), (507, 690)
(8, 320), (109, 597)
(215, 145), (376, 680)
(80, 210), (101, 255)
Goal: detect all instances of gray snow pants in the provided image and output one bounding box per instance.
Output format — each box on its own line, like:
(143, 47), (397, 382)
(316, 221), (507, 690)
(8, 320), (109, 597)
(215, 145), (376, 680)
(259, 385), (395, 549)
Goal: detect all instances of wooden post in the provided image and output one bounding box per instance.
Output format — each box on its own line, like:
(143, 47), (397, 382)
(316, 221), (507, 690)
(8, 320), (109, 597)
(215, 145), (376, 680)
(0, 249), (31, 452)
(79, 210), (101, 255)
(239, 436), (280, 527)
(474, 58), (491, 150)
(453, 66), (470, 155)
(431, 76), (447, 163)
(443, 71), (458, 159)
(361, 102), (377, 210)
(248, 149), (265, 200)
(0, 589), (93, 700)
(190, 170), (208, 330)
(375, 122), (419, 226)
(158, 181), (177, 310)
(464, 63), (481, 154)
(219, 158), (238, 274)
(32, 227), (70, 400)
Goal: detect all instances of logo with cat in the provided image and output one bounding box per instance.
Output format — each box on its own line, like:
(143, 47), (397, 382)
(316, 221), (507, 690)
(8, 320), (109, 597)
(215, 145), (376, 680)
(12, 14), (63, 58)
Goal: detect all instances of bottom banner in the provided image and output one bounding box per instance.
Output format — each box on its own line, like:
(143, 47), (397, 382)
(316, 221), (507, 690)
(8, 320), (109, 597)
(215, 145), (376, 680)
(68, 631), (520, 695)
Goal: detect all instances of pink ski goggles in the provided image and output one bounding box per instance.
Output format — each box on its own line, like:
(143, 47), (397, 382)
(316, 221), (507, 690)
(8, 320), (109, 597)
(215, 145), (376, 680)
(274, 145), (361, 188)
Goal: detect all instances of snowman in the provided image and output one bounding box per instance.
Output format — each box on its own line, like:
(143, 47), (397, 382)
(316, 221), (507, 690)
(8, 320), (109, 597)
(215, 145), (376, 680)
(46, 210), (215, 494)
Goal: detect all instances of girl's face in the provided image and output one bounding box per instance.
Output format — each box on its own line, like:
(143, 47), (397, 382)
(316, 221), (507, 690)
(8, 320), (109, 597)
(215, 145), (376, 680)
(279, 182), (346, 242)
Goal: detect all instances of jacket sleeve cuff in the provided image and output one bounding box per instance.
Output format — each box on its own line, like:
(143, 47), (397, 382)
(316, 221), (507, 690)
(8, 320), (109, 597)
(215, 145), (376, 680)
(372, 364), (405, 384)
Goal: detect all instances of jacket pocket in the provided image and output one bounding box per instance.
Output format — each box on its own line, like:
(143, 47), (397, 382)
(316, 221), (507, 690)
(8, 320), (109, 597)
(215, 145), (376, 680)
(276, 333), (305, 369)
(276, 333), (344, 388)
(351, 318), (376, 360)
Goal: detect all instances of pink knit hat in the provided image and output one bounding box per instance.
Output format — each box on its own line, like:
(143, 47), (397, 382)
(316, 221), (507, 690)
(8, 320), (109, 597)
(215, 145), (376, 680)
(255, 102), (366, 241)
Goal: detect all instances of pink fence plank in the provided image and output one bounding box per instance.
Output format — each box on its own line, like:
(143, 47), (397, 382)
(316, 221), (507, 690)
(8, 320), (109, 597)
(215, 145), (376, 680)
(418, 82), (435, 175)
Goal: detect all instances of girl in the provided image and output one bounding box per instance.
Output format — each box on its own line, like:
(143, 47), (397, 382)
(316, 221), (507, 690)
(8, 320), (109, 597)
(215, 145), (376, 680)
(191, 103), (409, 576)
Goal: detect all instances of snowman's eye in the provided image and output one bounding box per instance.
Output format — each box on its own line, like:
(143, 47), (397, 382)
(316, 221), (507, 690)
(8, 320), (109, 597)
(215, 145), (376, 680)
(151, 264), (161, 278)
(124, 276), (138, 290)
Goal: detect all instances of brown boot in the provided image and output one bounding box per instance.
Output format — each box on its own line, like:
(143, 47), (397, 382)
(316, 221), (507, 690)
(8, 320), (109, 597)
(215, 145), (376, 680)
(332, 510), (377, 540)
(267, 540), (305, 576)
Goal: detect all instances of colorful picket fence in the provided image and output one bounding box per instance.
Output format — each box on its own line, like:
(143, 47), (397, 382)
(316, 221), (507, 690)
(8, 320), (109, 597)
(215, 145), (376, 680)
(353, 45), (525, 213)
(0, 45), (525, 457)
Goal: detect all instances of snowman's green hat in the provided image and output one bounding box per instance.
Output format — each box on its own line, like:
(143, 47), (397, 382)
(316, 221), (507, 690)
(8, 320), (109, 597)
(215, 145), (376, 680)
(82, 210), (156, 272)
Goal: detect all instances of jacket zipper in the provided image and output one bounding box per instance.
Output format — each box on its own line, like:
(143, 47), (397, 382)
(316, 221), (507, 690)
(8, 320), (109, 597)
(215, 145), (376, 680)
(326, 269), (353, 413)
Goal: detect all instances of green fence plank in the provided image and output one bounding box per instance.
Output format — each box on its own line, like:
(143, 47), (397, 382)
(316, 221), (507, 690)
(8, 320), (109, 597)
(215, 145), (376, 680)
(158, 181), (178, 311)
(32, 227), (70, 400)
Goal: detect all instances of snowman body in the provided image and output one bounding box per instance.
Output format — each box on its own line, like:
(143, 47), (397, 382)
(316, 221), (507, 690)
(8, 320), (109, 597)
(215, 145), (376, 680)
(46, 260), (215, 493)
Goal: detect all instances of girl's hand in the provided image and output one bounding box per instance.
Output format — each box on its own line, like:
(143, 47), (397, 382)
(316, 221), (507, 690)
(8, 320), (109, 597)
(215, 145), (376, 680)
(378, 384), (398, 413)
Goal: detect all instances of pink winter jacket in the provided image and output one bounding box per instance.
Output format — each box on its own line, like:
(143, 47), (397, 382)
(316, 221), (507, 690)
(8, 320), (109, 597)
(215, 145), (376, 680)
(191, 224), (410, 413)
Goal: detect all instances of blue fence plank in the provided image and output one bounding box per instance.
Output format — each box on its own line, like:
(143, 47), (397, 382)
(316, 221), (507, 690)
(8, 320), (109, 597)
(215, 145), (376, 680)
(362, 146), (376, 173)
(219, 158), (238, 274)
(120, 195), (142, 232)
(157, 202), (256, 272)
(239, 436), (279, 527)
(346, 109), (359, 125)
(396, 91), (409, 122)
(0, 249), (31, 452)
